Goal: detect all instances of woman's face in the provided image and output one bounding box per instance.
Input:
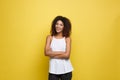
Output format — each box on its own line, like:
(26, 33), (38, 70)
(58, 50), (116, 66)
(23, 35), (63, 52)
(55, 20), (64, 33)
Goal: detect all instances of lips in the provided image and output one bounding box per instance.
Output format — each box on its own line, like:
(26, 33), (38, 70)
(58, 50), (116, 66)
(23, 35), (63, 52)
(56, 28), (61, 30)
(56, 29), (61, 32)
(56, 28), (61, 32)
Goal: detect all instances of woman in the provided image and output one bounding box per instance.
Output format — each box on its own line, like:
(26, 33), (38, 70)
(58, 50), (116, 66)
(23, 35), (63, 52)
(44, 16), (73, 80)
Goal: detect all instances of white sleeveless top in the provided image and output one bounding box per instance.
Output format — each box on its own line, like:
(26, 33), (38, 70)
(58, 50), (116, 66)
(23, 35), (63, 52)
(49, 36), (73, 74)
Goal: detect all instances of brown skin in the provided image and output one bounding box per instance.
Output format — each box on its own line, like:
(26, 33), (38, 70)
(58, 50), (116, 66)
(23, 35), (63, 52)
(44, 20), (71, 59)
(44, 35), (71, 59)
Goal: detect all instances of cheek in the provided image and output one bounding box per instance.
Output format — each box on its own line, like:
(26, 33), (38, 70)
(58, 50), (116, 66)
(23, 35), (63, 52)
(61, 26), (64, 30)
(55, 24), (57, 27)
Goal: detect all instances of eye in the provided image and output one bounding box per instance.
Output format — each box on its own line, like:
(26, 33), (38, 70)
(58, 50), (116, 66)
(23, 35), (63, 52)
(60, 24), (63, 26)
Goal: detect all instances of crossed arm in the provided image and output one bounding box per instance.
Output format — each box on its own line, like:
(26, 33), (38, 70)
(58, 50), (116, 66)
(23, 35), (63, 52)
(44, 35), (71, 59)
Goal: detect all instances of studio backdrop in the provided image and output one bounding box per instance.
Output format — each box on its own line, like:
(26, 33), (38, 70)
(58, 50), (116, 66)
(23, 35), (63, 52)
(0, 0), (120, 80)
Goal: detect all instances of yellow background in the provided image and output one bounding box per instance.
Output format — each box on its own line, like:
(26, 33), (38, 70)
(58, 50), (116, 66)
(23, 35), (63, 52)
(0, 0), (120, 80)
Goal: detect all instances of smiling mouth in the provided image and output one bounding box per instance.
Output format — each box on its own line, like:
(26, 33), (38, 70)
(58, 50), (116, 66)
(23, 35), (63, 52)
(56, 28), (61, 30)
(56, 29), (62, 32)
(56, 30), (60, 31)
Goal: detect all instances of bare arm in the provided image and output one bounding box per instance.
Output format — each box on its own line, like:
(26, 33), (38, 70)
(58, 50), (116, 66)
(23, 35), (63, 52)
(44, 35), (64, 57)
(51, 37), (71, 59)
(44, 35), (71, 59)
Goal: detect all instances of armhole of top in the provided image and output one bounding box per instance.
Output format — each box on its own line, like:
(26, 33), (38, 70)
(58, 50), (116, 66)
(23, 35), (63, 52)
(49, 35), (53, 44)
(65, 37), (67, 43)
(65, 37), (70, 43)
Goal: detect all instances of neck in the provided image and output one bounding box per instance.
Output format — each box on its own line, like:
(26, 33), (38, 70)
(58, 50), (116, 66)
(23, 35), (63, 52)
(56, 32), (63, 37)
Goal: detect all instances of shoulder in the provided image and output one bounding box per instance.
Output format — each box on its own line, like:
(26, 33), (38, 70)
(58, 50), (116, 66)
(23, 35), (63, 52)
(65, 37), (71, 40)
(46, 35), (53, 41)
(65, 37), (71, 42)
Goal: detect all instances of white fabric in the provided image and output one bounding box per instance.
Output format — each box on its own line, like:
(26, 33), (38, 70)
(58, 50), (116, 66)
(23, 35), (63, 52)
(49, 36), (73, 74)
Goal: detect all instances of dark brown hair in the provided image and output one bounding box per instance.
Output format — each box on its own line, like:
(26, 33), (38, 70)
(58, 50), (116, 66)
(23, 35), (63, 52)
(50, 16), (71, 37)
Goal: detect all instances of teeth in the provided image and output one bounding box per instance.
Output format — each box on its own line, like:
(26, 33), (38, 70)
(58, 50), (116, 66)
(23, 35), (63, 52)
(56, 29), (61, 32)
